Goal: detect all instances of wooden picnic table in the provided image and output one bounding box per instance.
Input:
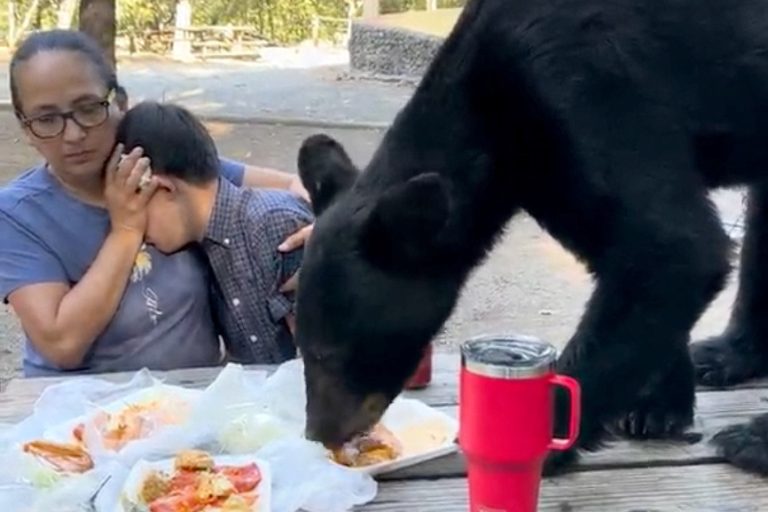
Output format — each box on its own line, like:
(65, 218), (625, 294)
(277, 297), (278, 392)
(137, 25), (267, 58)
(2, 353), (768, 510)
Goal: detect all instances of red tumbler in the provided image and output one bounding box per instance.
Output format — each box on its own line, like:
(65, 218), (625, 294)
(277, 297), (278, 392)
(405, 342), (433, 390)
(459, 334), (581, 512)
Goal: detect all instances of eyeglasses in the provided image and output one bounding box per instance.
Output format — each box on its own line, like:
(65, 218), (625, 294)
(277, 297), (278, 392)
(20, 93), (113, 139)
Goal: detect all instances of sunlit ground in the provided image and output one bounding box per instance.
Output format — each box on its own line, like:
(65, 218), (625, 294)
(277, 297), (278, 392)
(373, 8), (462, 37)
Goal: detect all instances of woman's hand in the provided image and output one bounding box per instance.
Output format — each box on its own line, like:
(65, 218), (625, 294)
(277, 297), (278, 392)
(278, 224), (313, 293)
(289, 174), (311, 203)
(103, 144), (158, 235)
(278, 223), (313, 253)
(277, 176), (312, 293)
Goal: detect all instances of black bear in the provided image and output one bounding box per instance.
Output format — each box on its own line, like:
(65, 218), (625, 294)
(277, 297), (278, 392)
(293, 0), (768, 473)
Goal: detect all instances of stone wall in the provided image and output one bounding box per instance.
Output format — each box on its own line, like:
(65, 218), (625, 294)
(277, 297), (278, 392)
(348, 21), (445, 79)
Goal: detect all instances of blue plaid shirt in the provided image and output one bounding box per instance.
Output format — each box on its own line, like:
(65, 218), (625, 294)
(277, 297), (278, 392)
(203, 179), (314, 364)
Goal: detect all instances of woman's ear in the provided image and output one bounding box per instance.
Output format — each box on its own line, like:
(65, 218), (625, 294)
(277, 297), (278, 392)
(20, 126), (34, 147)
(15, 114), (34, 147)
(114, 86), (129, 112)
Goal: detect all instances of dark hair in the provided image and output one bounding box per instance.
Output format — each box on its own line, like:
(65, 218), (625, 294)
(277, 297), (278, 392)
(9, 29), (126, 114)
(116, 101), (219, 185)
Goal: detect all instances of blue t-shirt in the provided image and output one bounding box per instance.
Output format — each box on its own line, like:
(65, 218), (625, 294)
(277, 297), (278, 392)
(0, 159), (245, 377)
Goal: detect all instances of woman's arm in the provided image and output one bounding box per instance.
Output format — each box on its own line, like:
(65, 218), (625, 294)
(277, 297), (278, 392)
(9, 227), (144, 368)
(241, 163), (311, 203)
(5, 147), (158, 369)
(241, 163), (293, 189)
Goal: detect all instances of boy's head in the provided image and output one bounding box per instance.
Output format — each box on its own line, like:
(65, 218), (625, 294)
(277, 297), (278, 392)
(116, 100), (219, 253)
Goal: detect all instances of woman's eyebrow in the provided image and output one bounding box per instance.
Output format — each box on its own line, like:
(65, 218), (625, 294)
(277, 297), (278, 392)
(27, 94), (104, 115)
(71, 93), (104, 104)
(24, 104), (60, 116)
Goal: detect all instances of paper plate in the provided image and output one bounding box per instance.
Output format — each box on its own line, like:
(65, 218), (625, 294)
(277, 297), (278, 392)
(340, 396), (459, 476)
(42, 384), (202, 452)
(117, 453), (272, 512)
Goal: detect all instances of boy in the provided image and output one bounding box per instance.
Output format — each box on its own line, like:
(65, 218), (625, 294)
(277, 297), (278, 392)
(116, 101), (313, 364)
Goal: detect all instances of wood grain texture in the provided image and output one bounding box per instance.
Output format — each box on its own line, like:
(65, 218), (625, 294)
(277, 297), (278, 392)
(3, 355), (768, 509)
(382, 386), (768, 479)
(5, 353), (766, 416)
(366, 464), (768, 511)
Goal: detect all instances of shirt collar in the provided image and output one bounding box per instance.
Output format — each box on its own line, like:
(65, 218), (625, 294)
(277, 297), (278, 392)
(204, 178), (242, 246)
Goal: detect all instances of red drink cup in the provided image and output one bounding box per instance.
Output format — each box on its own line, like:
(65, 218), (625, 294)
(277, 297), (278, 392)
(405, 342), (433, 390)
(459, 335), (581, 512)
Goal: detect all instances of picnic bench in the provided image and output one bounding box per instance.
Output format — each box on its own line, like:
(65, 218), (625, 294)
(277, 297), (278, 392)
(2, 353), (768, 510)
(137, 25), (267, 59)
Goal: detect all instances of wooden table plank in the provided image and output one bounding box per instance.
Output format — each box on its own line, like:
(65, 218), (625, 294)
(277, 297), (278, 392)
(0, 354), (462, 395)
(7, 351), (767, 399)
(6, 350), (766, 414)
(380, 386), (768, 479)
(365, 464), (768, 511)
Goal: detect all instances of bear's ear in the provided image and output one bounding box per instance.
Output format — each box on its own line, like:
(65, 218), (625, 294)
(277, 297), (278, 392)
(297, 134), (360, 216)
(361, 173), (450, 265)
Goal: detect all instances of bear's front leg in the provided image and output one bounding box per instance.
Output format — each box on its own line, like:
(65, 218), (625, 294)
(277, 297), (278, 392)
(614, 340), (698, 441)
(691, 185), (768, 387)
(711, 413), (768, 475)
(544, 339), (700, 476)
(540, 187), (731, 475)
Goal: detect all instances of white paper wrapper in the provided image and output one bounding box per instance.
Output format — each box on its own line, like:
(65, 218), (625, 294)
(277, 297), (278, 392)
(115, 453), (272, 512)
(0, 369), (160, 455)
(0, 363), (379, 512)
(42, 384), (205, 464)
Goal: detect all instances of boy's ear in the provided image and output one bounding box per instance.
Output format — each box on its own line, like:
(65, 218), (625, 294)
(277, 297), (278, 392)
(154, 175), (176, 194)
(297, 134), (360, 216)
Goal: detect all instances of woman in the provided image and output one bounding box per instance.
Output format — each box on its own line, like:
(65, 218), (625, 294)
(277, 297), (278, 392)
(0, 29), (311, 377)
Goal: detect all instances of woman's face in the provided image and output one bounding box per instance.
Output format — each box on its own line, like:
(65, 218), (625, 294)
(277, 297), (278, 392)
(13, 50), (125, 182)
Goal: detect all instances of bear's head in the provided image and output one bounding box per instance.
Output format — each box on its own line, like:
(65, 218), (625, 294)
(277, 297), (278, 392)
(294, 133), (462, 447)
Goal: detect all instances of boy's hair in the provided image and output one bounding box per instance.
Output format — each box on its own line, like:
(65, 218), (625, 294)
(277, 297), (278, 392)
(116, 101), (219, 184)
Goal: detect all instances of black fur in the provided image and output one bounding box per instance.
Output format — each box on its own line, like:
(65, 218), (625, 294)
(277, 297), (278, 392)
(711, 413), (768, 476)
(293, 0), (768, 473)
(691, 184), (768, 387)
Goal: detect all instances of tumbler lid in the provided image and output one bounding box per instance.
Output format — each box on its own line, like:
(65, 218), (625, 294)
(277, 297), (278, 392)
(460, 334), (557, 379)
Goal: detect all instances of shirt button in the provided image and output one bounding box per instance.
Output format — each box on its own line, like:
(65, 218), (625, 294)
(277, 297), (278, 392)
(224, 238), (231, 245)
(232, 298), (240, 306)
(250, 335), (258, 343)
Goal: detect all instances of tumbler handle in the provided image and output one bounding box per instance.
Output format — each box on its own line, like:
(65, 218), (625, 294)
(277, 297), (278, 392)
(547, 374), (581, 451)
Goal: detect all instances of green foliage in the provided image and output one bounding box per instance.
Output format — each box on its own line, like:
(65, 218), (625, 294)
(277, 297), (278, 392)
(0, 0), (53, 38)
(192, 0), (349, 43)
(380, 0), (465, 14)
(0, 0), (462, 46)
(118, 0), (175, 33)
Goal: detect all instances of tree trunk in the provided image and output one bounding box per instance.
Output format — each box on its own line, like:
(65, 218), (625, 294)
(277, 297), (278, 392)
(14, 0), (41, 45)
(57, 0), (78, 28)
(78, 0), (116, 70)
(171, 0), (191, 61)
(362, 0), (379, 19)
(7, 1), (16, 47)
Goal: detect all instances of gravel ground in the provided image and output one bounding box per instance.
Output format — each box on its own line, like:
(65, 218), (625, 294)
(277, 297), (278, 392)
(0, 50), (417, 126)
